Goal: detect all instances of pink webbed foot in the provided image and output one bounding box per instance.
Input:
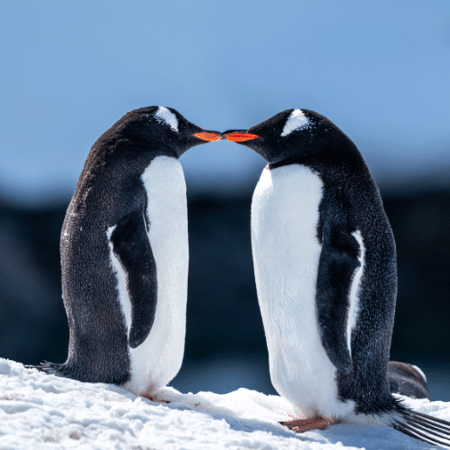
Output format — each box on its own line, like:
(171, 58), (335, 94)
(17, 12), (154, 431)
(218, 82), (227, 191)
(280, 416), (339, 432)
(141, 394), (170, 403)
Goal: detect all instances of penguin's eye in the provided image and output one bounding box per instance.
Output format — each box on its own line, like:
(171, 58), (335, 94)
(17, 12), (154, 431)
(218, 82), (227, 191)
(154, 107), (179, 132)
(281, 109), (311, 137)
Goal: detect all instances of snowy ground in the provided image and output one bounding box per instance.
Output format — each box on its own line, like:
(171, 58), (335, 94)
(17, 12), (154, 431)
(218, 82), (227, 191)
(1, 358), (449, 450)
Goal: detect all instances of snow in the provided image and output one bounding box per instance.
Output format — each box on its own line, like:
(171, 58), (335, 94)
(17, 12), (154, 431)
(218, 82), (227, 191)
(1, 358), (449, 449)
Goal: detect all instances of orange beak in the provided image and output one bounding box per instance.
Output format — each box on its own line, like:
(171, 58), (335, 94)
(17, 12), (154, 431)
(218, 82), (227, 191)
(224, 132), (260, 142)
(194, 132), (221, 142)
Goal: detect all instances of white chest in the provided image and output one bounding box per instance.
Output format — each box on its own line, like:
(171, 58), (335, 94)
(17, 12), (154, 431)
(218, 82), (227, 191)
(115, 155), (189, 396)
(251, 164), (354, 418)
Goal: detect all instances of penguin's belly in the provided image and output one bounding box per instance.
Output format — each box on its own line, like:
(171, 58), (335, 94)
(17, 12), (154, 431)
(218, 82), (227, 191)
(251, 165), (353, 418)
(123, 156), (188, 396)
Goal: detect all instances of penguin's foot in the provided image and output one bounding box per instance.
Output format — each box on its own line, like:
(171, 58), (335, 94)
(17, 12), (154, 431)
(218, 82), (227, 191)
(142, 394), (170, 403)
(280, 416), (339, 433)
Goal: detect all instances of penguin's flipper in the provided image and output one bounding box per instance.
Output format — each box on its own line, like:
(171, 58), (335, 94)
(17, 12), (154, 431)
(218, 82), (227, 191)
(315, 224), (361, 374)
(111, 210), (157, 349)
(388, 361), (430, 400)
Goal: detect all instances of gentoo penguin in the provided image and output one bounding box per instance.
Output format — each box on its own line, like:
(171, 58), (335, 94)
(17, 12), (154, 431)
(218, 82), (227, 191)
(222, 110), (450, 447)
(30, 106), (220, 398)
(388, 361), (430, 400)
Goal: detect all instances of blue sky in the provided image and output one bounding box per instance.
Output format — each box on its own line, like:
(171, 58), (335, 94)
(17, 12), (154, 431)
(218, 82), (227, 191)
(1, 1), (450, 204)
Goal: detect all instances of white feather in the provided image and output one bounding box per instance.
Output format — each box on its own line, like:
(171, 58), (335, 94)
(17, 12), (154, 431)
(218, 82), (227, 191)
(346, 230), (365, 354)
(251, 164), (355, 419)
(281, 109), (311, 137)
(154, 106), (178, 132)
(108, 155), (188, 397)
(107, 225), (132, 331)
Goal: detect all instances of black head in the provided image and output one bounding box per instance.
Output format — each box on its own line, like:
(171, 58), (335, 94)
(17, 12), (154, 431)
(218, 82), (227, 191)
(100, 106), (220, 159)
(222, 109), (352, 165)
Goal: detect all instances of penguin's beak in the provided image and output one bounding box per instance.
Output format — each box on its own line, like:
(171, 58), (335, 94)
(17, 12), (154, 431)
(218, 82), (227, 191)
(221, 130), (260, 142)
(193, 131), (221, 142)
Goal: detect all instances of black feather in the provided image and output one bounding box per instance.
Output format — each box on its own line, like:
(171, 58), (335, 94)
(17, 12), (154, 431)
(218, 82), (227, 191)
(393, 408), (450, 448)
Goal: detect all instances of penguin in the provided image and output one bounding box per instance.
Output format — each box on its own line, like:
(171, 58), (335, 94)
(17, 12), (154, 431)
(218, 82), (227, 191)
(30, 106), (220, 398)
(222, 110), (450, 447)
(388, 361), (430, 400)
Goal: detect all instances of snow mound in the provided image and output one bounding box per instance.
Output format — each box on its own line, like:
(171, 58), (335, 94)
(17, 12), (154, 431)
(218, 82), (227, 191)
(0, 358), (449, 449)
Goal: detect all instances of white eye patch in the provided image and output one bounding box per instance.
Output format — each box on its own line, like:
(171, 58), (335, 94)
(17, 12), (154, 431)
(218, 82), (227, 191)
(154, 106), (179, 132)
(281, 109), (311, 137)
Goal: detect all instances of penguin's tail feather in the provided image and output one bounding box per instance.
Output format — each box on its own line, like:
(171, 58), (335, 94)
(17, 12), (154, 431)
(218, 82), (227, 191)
(26, 361), (129, 384)
(25, 361), (68, 376)
(393, 408), (450, 448)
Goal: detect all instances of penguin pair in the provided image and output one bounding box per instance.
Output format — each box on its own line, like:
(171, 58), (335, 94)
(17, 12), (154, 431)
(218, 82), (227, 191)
(32, 106), (449, 447)
(222, 109), (450, 447)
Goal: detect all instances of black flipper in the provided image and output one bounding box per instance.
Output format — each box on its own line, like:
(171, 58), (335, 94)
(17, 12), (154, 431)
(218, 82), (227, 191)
(111, 209), (157, 349)
(393, 409), (450, 448)
(315, 223), (361, 374)
(388, 361), (430, 400)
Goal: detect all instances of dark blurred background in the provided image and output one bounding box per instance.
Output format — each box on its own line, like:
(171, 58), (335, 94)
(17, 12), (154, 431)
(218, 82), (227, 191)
(1, 1), (449, 400)
(1, 188), (449, 399)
